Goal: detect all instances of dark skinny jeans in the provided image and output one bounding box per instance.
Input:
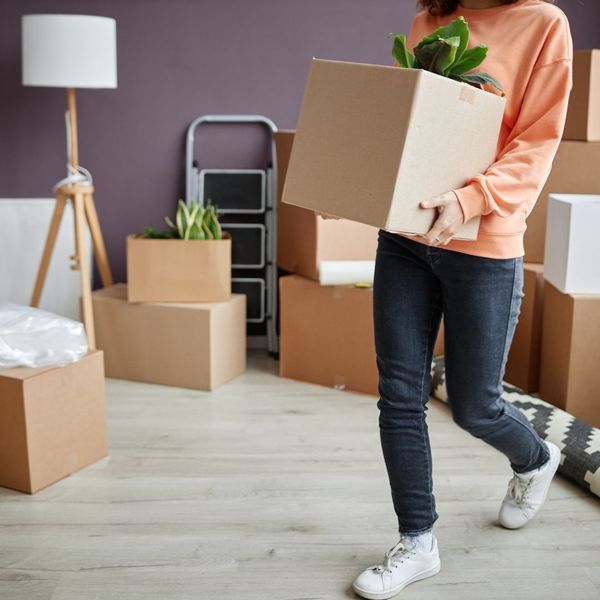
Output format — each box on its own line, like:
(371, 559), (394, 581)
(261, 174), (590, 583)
(373, 229), (551, 535)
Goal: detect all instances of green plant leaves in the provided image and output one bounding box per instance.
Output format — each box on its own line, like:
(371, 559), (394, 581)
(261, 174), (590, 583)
(158, 199), (223, 240)
(454, 71), (505, 94)
(144, 225), (175, 239)
(448, 44), (488, 76)
(392, 34), (414, 68)
(205, 204), (222, 240)
(414, 15), (469, 62)
(390, 16), (504, 95)
(414, 36), (460, 76)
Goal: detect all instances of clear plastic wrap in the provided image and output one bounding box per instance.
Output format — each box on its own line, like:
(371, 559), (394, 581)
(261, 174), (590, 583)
(0, 303), (88, 369)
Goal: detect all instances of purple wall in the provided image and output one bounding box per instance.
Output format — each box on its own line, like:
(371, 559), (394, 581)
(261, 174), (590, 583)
(1, 0), (599, 284)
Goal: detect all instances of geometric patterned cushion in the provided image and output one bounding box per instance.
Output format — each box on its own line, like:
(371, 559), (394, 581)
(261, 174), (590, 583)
(430, 356), (600, 500)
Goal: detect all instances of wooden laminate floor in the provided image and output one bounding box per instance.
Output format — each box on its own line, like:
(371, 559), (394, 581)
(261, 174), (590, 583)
(1, 352), (599, 600)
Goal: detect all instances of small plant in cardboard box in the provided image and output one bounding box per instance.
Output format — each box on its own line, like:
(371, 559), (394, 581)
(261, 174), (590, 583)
(144, 199), (223, 240)
(128, 199), (230, 303)
(390, 16), (504, 96)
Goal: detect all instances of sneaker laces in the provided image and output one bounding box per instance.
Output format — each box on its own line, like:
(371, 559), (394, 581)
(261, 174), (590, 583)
(372, 539), (416, 574)
(507, 472), (534, 506)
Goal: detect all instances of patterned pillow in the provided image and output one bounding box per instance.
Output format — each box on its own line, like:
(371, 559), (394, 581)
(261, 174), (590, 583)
(430, 356), (600, 499)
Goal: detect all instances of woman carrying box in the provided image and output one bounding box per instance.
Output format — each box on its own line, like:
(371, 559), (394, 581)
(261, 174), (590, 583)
(350, 0), (573, 597)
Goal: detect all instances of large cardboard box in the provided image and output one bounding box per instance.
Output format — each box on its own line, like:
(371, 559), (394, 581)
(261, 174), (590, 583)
(524, 141), (600, 263)
(563, 49), (600, 141)
(92, 284), (246, 391)
(539, 281), (600, 428)
(282, 59), (506, 240)
(279, 275), (444, 396)
(504, 263), (544, 392)
(0, 351), (108, 494)
(274, 130), (378, 281)
(544, 194), (600, 294)
(127, 233), (231, 303)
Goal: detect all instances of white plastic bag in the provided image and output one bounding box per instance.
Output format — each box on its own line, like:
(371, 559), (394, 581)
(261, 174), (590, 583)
(0, 303), (88, 369)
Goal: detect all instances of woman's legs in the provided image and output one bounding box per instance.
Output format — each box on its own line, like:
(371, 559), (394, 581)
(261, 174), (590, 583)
(438, 244), (550, 474)
(373, 230), (551, 536)
(373, 230), (443, 535)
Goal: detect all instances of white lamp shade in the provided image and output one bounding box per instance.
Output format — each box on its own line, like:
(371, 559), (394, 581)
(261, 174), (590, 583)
(22, 14), (117, 89)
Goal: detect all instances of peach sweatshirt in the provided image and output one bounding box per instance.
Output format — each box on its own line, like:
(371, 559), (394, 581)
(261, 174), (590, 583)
(396, 0), (573, 259)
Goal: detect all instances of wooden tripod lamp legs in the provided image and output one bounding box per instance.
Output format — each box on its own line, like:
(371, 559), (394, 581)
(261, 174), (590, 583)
(84, 193), (114, 289)
(73, 190), (96, 349)
(30, 185), (113, 352)
(31, 191), (67, 309)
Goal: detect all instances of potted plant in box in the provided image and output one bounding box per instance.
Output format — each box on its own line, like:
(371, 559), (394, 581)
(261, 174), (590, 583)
(390, 16), (504, 95)
(127, 200), (231, 303)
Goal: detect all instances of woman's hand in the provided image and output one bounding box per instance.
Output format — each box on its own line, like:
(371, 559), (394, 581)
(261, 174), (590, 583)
(419, 191), (465, 246)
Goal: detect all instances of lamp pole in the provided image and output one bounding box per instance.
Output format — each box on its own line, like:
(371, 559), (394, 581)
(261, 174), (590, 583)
(67, 88), (79, 169)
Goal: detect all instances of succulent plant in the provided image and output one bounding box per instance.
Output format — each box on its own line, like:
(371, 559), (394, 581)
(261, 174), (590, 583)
(390, 16), (504, 95)
(144, 199), (223, 240)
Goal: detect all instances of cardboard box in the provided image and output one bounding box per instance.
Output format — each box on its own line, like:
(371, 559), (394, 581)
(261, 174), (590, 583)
(282, 59), (506, 240)
(275, 130), (378, 281)
(504, 263), (544, 392)
(539, 281), (600, 428)
(524, 141), (600, 263)
(92, 284), (246, 391)
(126, 233), (231, 303)
(0, 351), (108, 494)
(563, 49), (600, 141)
(279, 275), (444, 396)
(544, 194), (600, 294)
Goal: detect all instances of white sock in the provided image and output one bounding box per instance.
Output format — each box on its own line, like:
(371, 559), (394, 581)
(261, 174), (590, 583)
(400, 529), (434, 552)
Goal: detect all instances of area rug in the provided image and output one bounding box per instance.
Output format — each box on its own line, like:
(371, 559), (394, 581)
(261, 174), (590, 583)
(430, 356), (600, 499)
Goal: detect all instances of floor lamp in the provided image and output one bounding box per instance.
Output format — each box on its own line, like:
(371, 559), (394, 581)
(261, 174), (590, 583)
(22, 14), (118, 350)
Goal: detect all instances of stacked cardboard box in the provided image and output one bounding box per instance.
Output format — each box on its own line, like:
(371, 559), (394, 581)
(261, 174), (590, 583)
(92, 284), (246, 391)
(126, 233), (232, 303)
(0, 350), (108, 493)
(279, 275), (444, 396)
(94, 231), (245, 390)
(504, 263), (545, 392)
(275, 131), (443, 396)
(505, 50), (600, 398)
(275, 130), (379, 281)
(538, 194), (600, 427)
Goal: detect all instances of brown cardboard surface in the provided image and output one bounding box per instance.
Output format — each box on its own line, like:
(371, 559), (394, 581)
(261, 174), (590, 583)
(282, 59), (505, 240)
(0, 351), (108, 494)
(524, 141), (600, 263)
(279, 275), (443, 396)
(279, 275), (379, 395)
(93, 284), (246, 391)
(127, 234), (231, 303)
(274, 130), (378, 280)
(504, 263), (544, 392)
(563, 50), (600, 141)
(539, 281), (600, 427)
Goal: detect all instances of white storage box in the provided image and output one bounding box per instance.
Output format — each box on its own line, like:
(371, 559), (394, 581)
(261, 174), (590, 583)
(544, 194), (600, 294)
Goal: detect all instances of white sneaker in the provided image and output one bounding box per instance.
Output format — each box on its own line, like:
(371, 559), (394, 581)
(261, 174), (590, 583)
(498, 440), (561, 529)
(352, 534), (441, 600)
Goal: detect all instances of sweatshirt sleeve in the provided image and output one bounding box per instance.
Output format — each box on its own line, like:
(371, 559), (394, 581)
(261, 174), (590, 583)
(453, 23), (573, 222)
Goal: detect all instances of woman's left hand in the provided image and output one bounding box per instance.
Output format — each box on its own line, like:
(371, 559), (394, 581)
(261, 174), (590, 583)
(419, 191), (465, 246)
